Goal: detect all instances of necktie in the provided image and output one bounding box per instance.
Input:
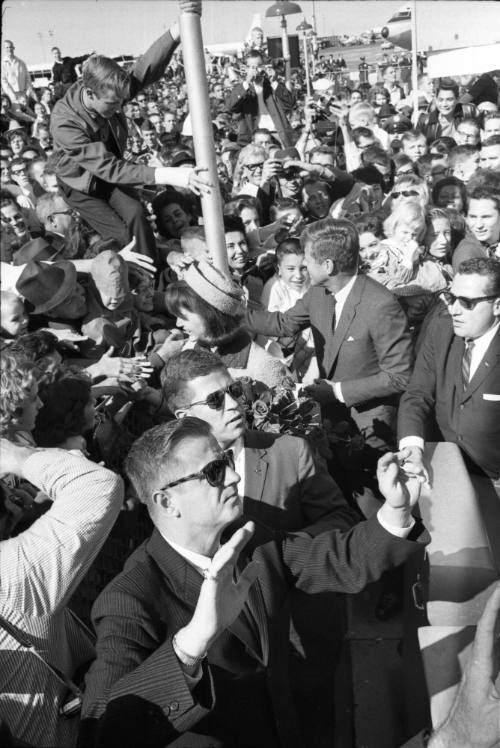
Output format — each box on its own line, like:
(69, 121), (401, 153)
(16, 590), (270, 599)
(331, 294), (337, 333)
(462, 338), (475, 389)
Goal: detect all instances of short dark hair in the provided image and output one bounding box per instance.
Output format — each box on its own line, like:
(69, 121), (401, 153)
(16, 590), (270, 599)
(467, 186), (500, 213)
(125, 417), (213, 505)
(164, 282), (243, 346)
(481, 134), (500, 148)
(300, 217), (359, 272)
(449, 144), (479, 169)
(10, 330), (61, 362)
(269, 197), (301, 221)
(276, 237), (302, 263)
(161, 349), (227, 412)
(456, 257), (500, 295)
(436, 77), (459, 99)
(361, 144), (391, 169)
(245, 49), (263, 63)
(33, 375), (92, 447)
(151, 189), (195, 238)
(223, 214), (246, 236)
(353, 213), (384, 238)
(429, 137), (457, 155)
(82, 55), (129, 98)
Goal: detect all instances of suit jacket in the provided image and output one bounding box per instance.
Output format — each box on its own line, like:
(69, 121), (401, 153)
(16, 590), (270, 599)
(242, 430), (357, 533)
(398, 310), (500, 479)
(78, 517), (428, 748)
(227, 78), (296, 147)
(246, 274), (413, 410)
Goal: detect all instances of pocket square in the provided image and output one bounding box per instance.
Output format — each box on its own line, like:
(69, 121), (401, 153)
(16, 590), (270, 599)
(483, 394), (500, 401)
(347, 336), (355, 342)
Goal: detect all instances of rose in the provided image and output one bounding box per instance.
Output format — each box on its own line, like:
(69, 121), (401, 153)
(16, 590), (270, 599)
(252, 399), (270, 427)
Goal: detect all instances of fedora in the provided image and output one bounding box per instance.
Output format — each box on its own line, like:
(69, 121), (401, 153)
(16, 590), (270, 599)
(16, 260), (78, 314)
(12, 237), (60, 266)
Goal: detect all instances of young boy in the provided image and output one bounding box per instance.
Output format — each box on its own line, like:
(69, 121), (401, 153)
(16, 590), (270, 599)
(0, 290), (29, 339)
(260, 238), (318, 382)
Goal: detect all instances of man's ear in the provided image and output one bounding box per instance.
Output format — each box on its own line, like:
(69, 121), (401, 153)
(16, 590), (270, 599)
(175, 408), (187, 420)
(325, 258), (337, 276)
(151, 489), (180, 517)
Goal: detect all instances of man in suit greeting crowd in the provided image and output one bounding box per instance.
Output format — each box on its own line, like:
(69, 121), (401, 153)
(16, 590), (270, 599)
(78, 416), (427, 748)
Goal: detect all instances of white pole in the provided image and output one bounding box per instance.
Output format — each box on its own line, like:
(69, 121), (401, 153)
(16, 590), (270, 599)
(411, 0), (419, 125)
(303, 33), (311, 96)
(179, 2), (229, 274)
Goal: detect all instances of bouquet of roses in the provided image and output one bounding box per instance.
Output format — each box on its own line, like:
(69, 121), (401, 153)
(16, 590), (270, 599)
(237, 375), (365, 464)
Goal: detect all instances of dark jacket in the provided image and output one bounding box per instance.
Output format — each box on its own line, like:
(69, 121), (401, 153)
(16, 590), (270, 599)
(52, 54), (89, 86)
(227, 77), (296, 148)
(51, 31), (179, 193)
(417, 102), (476, 144)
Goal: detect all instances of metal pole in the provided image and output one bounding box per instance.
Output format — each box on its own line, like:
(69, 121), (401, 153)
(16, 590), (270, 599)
(179, 2), (228, 274)
(411, 0), (419, 124)
(302, 33), (311, 97)
(281, 16), (291, 89)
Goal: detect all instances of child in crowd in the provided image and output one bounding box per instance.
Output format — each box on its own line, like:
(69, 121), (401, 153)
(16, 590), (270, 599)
(0, 290), (28, 339)
(260, 238), (318, 383)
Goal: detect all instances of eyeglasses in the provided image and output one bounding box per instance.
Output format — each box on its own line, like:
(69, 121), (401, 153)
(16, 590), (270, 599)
(183, 381), (244, 411)
(245, 162), (264, 173)
(441, 290), (498, 310)
(391, 189), (419, 199)
(160, 450), (235, 490)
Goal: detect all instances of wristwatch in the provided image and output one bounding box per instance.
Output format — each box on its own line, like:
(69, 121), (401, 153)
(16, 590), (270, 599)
(172, 634), (207, 668)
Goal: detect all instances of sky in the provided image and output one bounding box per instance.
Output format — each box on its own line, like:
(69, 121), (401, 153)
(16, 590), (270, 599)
(3, 1), (499, 66)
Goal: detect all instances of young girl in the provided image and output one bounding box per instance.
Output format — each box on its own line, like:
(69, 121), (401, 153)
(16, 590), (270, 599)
(0, 291), (29, 340)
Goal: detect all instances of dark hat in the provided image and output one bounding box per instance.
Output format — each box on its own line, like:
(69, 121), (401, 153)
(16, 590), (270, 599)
(16, 260), (78, 314)
(170, 149), (195, 167)
(351, 165), (385, 187)
(378, 103), (396, 118)
(384, 114), (412, 134)
(12, 237), (59, 266)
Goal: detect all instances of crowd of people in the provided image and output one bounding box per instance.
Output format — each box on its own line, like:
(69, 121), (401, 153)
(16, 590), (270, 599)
(1, 1), (500, 747)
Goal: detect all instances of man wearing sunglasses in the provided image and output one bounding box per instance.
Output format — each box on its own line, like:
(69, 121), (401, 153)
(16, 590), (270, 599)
(161, 348), (360, 746)
(398, 257), (500, 490)
(79, 416), (428, 748)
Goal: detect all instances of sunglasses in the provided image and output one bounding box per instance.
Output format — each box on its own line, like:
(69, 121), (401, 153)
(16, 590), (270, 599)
(441, 290), (498, 310)
(161, 450), (235, 490)
(184, 381), (244, 411)
(391, 190), (419, 198)
(245, 162), (264, 173)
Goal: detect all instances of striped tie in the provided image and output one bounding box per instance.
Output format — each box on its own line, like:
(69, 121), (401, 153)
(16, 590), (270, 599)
(462, 338), (475, 389)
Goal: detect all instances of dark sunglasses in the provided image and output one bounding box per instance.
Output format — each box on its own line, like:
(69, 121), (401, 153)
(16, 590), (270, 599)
(391, 189), (419, 198)
(245, 161), (264, 173)
(184, 381), (244, 411)
(161, 450), (235, 490)
(441, 290), (498, 310)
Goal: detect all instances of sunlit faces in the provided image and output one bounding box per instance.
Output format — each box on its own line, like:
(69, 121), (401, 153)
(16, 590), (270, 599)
(392, 219), (424, 246)
(480, 144), (500, 172)
(358, 231), (381, 263)
(425, 217), (451, 259)
(435, 89), (457, 117)
(0, 293), (28, 336)
(243, 157), (265, 186)
(446, 272), (500, 339)
(303, 244), (331, 286)
(483, 117), (500, 139)
(302, 182), (331, 219)
(456, 123), (480, 146)
(9, 134), (25, 156)
(239, 206), (260, 233)
(177, 369), (246, 449)
(225, 230), (249, 272)
(159, 435), (242, 533)
(159, 203), (192, 239)
(0, 203), (28, 238)
(277, 252), (309, 292)
(402, 136), (427, 162)
(176, 307), (206, 342)
(467, 197), (500, 246)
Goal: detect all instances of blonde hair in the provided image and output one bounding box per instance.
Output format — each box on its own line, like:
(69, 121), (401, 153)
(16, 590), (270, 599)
(0, 350), (35, 436)
(384, 201), (426, 240)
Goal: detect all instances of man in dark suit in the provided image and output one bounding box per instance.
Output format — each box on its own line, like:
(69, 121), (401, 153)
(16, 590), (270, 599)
(78, 416), (427, 748)
(245, 218), (413, 502)
(161, 348), (359, 746)
(226, 49), (296, 147)
(398, 257), (500, 490)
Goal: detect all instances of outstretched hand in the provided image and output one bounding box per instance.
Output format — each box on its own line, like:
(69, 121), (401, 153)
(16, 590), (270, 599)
(187, 166), (213, 196)
(119, 238), (156, 274)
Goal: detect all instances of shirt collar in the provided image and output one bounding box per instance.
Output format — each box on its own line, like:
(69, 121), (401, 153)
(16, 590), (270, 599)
(469, 319), (499, 348)
(160, 533), (214, 576)
(329, 273), (357, 303)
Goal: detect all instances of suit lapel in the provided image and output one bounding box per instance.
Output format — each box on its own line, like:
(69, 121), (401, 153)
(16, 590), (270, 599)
(324, 277), (363, 379)
(243, 434), (269, 503)
(229, 553), (269, 666)
(462, 327), (500, 400)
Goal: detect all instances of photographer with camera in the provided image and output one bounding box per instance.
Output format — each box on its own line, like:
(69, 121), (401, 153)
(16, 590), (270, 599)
(226, 49), (296, 148)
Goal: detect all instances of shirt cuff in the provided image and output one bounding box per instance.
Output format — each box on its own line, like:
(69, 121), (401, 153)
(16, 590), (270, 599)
(333, 382), (344, 403)
(399, 436), (425, 451)
(377, 507), (415, 538)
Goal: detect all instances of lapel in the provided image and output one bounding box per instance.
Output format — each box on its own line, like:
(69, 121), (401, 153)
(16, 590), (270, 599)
(324, 276), (363, 379)
(147, 528), (268, 665)
(243, 432), (270, 502)
(461, 326), (500, 401)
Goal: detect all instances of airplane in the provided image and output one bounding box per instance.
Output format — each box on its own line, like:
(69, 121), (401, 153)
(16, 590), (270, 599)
(381, 3), (500, 54)
(204, 13), (263, 59)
